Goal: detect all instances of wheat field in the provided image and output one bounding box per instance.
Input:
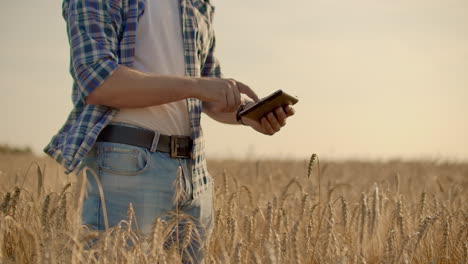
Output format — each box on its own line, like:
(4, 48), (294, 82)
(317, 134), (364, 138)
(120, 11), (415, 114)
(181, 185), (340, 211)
(0, 152), (467, 263)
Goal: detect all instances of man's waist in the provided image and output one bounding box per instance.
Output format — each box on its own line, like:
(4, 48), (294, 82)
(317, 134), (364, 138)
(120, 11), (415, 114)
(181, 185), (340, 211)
(97, 123), (193, 159)
(113, 102), (191, 136)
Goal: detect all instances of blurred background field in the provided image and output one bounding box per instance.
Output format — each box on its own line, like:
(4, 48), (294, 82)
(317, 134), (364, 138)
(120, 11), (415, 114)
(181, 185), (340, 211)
(2, 0), (468, 162)
(0, 149), (466, 263)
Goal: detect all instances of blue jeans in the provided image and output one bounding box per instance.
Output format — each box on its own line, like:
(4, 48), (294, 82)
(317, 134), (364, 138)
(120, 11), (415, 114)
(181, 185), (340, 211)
(77, 122), (214, 262)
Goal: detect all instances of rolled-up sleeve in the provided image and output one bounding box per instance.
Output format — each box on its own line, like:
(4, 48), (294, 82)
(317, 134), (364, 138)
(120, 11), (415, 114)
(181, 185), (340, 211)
(201, 35), (222, 78)
(64, 0), (121, 100)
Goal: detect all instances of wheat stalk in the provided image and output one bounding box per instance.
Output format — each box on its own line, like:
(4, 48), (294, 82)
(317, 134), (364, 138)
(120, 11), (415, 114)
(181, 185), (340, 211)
(359, 193), (368, 245)
(291, 219), (301, 264)
(1, 192), (11, 215)
(10, 187), (21, 217)
(419, 191), (427, 220)
(264, 201), (274, 243)
(341, 197), (349, 232)
(300, 193), (309, 218)
(384, 229), (395, 264)
(370, 183), (379, 236)
(440, 216), (450, 262)
(234, 242), (242, 264)
(396, 196), (406, 238)
(83, 167), (109, 230)
(410, 216), (435, 260)
(322, 204), (336, 259)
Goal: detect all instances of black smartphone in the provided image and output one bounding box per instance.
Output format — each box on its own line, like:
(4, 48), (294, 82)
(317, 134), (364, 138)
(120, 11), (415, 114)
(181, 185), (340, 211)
(239, 90), (298, 121)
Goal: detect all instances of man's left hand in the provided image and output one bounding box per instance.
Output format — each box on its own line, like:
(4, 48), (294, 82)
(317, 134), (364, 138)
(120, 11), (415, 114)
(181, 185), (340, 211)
(241, 105), (295, 135)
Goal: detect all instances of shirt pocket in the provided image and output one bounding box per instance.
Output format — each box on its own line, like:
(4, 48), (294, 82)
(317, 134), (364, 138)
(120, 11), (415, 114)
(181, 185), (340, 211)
(97, 142), (151, 176)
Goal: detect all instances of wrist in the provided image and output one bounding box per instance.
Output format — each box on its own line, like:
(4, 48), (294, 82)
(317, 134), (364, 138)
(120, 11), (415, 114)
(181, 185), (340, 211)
(192, 77), (215, 100)
(190, 77), (204, 99)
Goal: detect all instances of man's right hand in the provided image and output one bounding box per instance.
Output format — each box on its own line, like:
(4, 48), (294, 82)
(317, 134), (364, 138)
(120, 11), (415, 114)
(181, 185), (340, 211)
(85, 66), (260, 110)
(195, 78), (259, 113)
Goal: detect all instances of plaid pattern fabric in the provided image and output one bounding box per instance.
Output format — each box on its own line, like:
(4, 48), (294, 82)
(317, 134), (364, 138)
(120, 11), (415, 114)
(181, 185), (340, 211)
(44, 0), (221, 197)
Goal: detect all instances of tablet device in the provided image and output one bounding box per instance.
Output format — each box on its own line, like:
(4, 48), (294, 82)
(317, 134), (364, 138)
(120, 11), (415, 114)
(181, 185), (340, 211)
(239, 90), (298, 121)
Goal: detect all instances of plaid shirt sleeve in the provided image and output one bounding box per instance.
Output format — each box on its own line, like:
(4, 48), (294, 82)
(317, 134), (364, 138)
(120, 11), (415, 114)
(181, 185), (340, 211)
(63, 0), (121, 101)
(201, 35), (222, 78)
(199, 1), (222, 79)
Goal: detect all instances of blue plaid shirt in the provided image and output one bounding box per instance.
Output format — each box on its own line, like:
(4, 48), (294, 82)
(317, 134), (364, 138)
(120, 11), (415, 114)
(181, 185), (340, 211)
(44, 0), (221, 197)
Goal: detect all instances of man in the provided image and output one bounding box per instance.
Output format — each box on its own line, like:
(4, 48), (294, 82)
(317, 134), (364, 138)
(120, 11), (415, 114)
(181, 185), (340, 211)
(45, 0), (294, 261)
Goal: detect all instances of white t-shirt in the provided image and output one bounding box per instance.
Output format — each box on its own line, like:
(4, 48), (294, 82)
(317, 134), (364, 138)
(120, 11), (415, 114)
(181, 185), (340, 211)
(113, 0), (191, 136)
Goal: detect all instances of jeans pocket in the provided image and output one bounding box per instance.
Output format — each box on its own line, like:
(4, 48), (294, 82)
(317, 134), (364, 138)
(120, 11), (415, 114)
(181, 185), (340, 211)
(97, 142), (151, 176)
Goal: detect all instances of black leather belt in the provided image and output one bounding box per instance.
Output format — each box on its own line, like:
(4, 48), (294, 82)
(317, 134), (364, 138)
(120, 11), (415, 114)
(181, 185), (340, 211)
(97, 124), (193, 159)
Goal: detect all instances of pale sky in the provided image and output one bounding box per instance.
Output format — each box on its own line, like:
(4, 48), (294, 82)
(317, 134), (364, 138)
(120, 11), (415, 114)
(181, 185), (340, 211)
(1, 0), (467, 161)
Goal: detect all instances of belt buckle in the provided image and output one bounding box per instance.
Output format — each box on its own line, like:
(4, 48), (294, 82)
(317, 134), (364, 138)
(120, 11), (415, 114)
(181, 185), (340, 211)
(170, 136), (187, 158)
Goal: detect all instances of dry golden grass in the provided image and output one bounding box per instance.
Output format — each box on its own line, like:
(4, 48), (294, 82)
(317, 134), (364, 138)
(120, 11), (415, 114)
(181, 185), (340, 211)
(0, 153), (467, 263)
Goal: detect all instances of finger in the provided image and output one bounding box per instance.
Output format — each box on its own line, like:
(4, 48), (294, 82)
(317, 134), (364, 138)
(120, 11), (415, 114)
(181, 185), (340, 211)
(261, 117), (275, 135)
(266, 112), (281, 132)
(228, 79), (241, 108)
(225, 87), (234, 112)
(231, 83), (241, 111)
(274, 107), (288, 126)
(236, 81), (260, 102)
(221, 80), (236, 112)
(284, 105), (295, 116)
(215, 86), (227, 112)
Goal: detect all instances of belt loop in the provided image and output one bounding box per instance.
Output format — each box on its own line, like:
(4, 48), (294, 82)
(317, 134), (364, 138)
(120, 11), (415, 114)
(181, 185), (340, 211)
(150, 131), (160, 152)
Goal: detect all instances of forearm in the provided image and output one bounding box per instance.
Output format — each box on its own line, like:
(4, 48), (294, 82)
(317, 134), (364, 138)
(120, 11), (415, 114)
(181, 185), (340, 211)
(85, 65), (198, 108)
